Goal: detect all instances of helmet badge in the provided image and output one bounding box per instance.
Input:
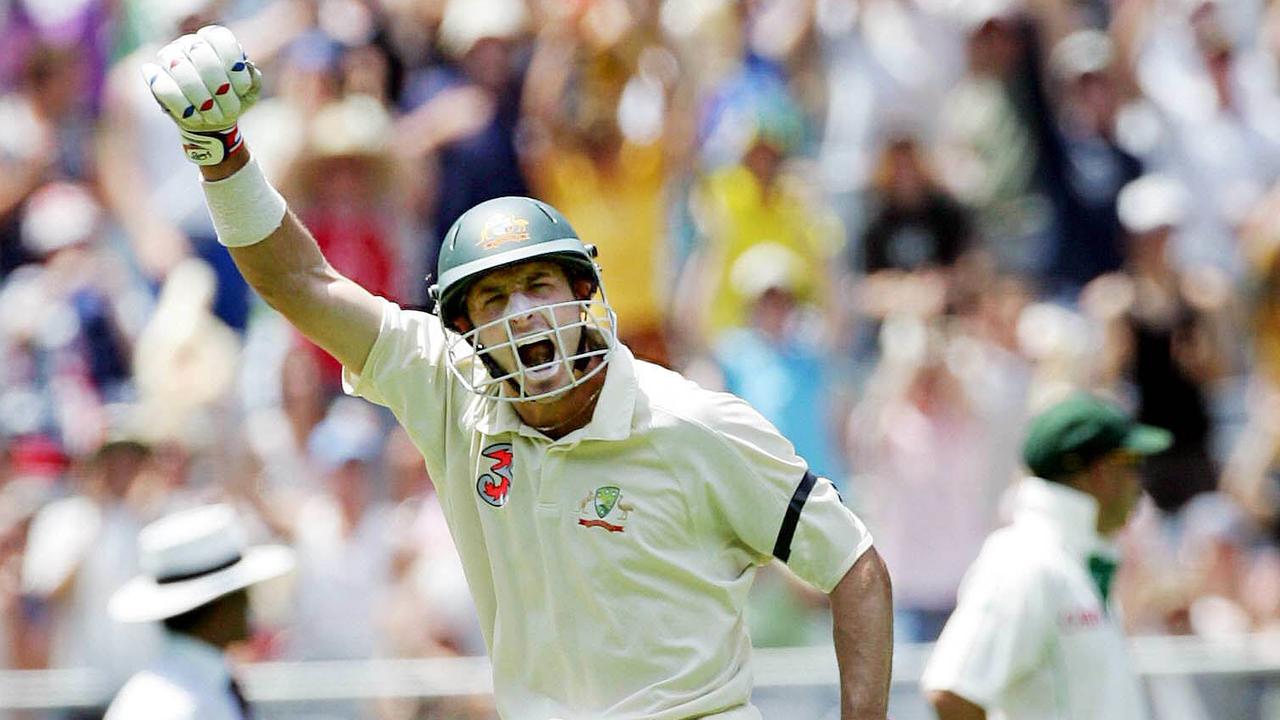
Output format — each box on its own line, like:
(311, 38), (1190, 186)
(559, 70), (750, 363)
(478, 214), (531, 250)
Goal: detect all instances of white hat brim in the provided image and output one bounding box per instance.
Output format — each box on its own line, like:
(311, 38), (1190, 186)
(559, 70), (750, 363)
(109, 545), (295, 623)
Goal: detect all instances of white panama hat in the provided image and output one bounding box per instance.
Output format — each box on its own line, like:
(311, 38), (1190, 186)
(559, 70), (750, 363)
(1050, 29), (1114, 81)
(109, 505), (294, 624)
(20, 182), (101, 256)
(730, 242), (806, 302)
(438, 0), (529, 57)
(1117, 174), (1188, 234)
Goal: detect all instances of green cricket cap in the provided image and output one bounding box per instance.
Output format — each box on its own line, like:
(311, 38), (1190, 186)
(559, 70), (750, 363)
(1022, 392), (1172, 480)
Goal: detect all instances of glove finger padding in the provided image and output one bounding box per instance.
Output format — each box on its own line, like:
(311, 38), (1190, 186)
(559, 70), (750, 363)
(181, 35), (241, 119)
(197, 25), (256, 99)
(142, 61), (196, 124)
(158, 40), (226, 129)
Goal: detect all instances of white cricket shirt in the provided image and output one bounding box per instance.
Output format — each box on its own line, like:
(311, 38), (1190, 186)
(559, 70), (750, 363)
(920, 477), (1150, 720)
(106, 634), (247, 720)
(343, 300), (873, 719)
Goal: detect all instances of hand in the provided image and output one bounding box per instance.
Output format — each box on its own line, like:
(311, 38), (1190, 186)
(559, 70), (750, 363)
(394, 85), (495, 157)
(141, 25), (262, 165)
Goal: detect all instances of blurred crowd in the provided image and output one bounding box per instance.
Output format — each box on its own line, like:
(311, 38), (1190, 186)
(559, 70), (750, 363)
(2, 0), (1280, 717)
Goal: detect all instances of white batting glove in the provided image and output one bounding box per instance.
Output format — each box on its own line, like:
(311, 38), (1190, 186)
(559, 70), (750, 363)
(141, 25), (262, 166)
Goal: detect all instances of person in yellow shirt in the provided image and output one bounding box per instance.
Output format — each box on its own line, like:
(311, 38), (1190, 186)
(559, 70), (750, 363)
(520, 10), (679, 365)
(686, 103), (841, 343)
(529, 131), (670, 363)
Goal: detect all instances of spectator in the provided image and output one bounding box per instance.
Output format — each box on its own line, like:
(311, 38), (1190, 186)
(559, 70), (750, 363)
(684, 94), (840, 343)
(1038, 29), (1144, 297)
(1218, 381), (1280, 630)
(935, 3), (1052, 278)
(242, 347), (327, 501)
(1131, 0), (1280, 276)
(236, 28), (342, 184)
(709, 243), (846, 483)
(0, 182), (136, 455)
(521, 7), (682, 365)
(96, 0), (253, 329)
(397, 0), (532, 278)
(0, 434), (61, 672)
(1083, 174), (1230, 515)
(849, 316), (1016, 642)
(282, 398), (392, 663)
(1240, 180), (1280, 393)
(132, 258), (238, 454)
(814, 0), (966, 224)
(20, 410), (165, 712)
(381, 426), (481, 658)
(286, 93), (405, 388)
(0, 44), (93, 277)
(858, 133), (973, 275)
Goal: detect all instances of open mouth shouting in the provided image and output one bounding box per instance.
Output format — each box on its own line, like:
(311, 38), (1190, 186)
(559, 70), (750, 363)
(516, 333), (561, 378)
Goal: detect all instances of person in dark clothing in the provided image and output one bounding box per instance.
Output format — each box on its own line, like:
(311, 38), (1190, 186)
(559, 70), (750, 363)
(397, 0), (532, 287)
(1036, 30), (1144, 297)
(860, 136), (973, 275)
(1083, 174), (1228, 513)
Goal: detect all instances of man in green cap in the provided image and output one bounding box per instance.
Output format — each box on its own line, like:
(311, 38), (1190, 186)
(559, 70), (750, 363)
(139, 24), (893, 720)
(922, 392), (1172, 720)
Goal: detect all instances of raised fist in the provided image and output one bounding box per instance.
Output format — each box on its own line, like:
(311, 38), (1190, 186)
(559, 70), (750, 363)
(141, 25), (262, 165)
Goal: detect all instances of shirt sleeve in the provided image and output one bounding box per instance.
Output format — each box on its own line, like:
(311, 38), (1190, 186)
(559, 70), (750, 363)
(104, 674), (198, 720)
(694, 390), (873, 593)
(920, 539), (1052, 707)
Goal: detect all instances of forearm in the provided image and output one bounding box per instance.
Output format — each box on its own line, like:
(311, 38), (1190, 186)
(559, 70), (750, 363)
(928, 690), (988, 720)
(200, 146), (381, 371)
(830, 547), (893, 720)
(98, 123), (192, 275)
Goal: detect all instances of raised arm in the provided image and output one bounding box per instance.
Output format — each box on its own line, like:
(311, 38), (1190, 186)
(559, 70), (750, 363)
(830, 546), (893, 720)
(200, 149), (381, 371)
(143, 25), (382, 373)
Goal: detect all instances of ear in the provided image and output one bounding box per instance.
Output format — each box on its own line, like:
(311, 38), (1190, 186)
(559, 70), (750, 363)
(571, 277), (595, 301)
(452, 315), (474, 333)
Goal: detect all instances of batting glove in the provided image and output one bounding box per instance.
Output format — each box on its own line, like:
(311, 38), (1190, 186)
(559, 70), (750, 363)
(141, 25), (262, 166)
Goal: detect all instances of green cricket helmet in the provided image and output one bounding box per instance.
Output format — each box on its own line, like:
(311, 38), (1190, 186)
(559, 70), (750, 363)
(427, 196), (618, 402)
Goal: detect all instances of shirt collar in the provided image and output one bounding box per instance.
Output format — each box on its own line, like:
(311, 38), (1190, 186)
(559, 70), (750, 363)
(165, 633), (232, 683)
(467, 343), (638, 444)
(1013, 476), (1103, 556)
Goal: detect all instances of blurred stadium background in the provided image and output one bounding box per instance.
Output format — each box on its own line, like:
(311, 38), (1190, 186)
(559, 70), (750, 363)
(1, 0), (1279, 717)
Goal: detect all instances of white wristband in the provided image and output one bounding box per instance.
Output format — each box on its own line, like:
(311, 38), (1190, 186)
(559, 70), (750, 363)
(201, 157), (287, 247)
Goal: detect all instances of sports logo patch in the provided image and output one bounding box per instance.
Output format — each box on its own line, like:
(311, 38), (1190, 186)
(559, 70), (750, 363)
(477, 443), (514, 507)
(478, 214), (531, 250)
(576, 485), (633, 532)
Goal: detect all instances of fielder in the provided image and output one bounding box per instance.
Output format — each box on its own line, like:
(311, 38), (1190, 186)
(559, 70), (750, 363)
(922, 393), (1170, 720)
(142, 26), (893, 719)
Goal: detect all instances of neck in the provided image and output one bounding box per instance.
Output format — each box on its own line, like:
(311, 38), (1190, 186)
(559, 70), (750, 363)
(1060, 475), (1117, 535)
(182, 626), (233, 652)
(513, 364), (608, 439)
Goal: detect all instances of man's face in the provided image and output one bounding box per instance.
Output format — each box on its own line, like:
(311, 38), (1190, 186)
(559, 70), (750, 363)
(98, 444), (150, 498)
(463, 260), (584, 398)
(206, 588), (251, 647)
(1089, 450), (1144, 535)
